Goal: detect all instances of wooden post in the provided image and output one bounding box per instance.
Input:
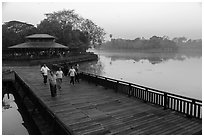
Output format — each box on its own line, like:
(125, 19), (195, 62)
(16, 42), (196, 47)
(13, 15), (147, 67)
(95, 75), (98, 86)
(128, 84), (132, 97)
(143, 88), (148, 103)
(164, 93), (168, 110)
(87, 73), (90, 83)
(191, 99), (196, 117)
(105, 78), (108, 89)
(115, 81), (119, 93)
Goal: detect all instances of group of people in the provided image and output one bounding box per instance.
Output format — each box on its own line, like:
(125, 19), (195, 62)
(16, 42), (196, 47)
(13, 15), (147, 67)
(40, 63), (80, 97)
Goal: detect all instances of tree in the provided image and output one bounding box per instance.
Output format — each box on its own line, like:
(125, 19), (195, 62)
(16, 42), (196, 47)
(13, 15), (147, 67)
(2, 20), (37, 50)
(38, 9), (106, 51)
(110, 34), (112, 39)
(172, 37), (188, 45)
(80, 19), (106, 45)
(37, 19), (64, 44)
(45, 9), (82, 30)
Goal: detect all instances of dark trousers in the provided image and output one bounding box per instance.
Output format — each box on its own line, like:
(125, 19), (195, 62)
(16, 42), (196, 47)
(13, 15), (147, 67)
(56, 78), (62, 90)
(70, 76), (75, 85)
(75, 74), (79, 83)
(43, 75), (48, 84)
(50, 83), (57, 97)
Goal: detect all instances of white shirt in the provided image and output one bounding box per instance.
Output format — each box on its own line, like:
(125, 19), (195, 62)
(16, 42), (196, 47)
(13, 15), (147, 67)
(69, 68), (76, 77)
(56, 70), (63, 79)
(40, 66), (50, 76)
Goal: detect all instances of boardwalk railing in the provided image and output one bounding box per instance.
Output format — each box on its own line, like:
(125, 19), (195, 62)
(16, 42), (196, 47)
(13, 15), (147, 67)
(80, 72), (202, 119)
(13, 71), (72, 134)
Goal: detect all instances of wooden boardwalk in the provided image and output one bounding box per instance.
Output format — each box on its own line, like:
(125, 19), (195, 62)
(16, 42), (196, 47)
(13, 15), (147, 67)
(13, 66), (202, 135)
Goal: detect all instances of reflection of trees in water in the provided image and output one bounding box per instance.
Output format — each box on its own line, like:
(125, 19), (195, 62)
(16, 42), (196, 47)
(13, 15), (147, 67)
(80, 60), (104, 75)
(80, 49), (201, 74)
(108, 51), (201, 64)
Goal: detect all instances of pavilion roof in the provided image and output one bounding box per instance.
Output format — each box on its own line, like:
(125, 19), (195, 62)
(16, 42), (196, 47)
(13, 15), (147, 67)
(9, 42), (68, 49)
(25, 34), (55, 39)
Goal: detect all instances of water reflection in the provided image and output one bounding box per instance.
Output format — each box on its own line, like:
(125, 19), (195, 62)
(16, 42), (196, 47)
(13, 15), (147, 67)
(80, 60), (105, 76)
(2, 93), (29, 135)
(96, 50), (201, 65)
(81, 49), (202, 100)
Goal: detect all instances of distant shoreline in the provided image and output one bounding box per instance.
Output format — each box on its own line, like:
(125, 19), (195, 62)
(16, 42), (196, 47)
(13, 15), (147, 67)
(94, 47), (202, 53)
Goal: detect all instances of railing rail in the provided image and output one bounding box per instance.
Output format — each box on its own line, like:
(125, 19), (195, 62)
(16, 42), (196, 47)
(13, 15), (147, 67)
(80, 72), (202, 119)
(14, 71), (72, 134)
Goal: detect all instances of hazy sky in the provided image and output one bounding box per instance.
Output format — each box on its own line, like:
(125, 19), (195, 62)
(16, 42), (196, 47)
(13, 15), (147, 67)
(2, 1), (202, 40)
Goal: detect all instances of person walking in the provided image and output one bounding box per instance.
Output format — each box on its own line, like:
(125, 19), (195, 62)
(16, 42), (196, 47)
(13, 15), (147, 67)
(75, 64), (80, 83)
(40, 64), (50, 85)
(48, 71), (57, 97)
(68, 66), (76, 85)
(56, 67), (64, 91)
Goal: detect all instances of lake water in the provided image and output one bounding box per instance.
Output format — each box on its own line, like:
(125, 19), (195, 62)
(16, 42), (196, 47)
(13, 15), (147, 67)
(81, 50), (202, 100)
(2, 83), (40, 135)
(2, 93), (29, 135)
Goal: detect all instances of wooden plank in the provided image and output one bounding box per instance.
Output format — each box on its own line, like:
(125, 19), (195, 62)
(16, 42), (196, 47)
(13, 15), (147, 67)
(151, 117), (199, 135)
(135, 114), (189, 134)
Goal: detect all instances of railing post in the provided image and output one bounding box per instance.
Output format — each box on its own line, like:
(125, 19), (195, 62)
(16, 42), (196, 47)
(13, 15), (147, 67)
(105, 78), (108, 89)
(191, 99), (196, 117)
(164, 93), (168, 110)
(87, 73), (90, 83)
(115, 81), (119, 93)
(128, 84), (132, 97)
(95, 75), (98, 86)
(143, 88), (148, 103)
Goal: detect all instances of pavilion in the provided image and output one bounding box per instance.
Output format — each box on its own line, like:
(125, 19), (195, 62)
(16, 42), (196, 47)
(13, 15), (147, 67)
(8, 34), (68, 59)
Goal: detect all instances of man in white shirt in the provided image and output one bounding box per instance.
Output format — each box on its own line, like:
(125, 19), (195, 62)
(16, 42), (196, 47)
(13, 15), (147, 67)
(68, 66), (76, 85)
(40, 64), (50, 85)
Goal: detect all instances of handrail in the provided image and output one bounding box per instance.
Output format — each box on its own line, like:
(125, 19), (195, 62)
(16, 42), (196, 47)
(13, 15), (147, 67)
(14, 71), (72, 134)
(80, 72), (202, 119)
(81, 72), (201, 102)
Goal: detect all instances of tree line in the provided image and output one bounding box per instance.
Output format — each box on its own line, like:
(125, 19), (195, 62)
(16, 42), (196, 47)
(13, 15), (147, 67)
(2, 9), (106, 52)
(98, 36), (202, 52)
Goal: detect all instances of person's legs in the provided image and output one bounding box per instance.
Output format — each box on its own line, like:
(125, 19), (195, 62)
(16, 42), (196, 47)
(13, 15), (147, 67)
(70, 77), (72, 84)
(59, 78), (62, 89)
(43, 75), (45, 84)
(73, 77), (75, 85)
(43, 75), (47, 84)
(56, 78), (59, 90)
(76, 75), (79, 83)
(75, 74), (79, 83)
(53, 85), (57, 96)
(70, 76), (74, 85)
(57, 78), (62, 91)
(75, 74), (77, 82)
(50, 84), (54, 97)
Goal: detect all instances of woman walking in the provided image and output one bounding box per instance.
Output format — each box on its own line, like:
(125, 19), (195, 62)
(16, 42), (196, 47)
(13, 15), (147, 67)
(75, 64), (80, 83)
(48, 71), (57, 97)
(56, 67), (64, 91)
(68, 66), (76, 85)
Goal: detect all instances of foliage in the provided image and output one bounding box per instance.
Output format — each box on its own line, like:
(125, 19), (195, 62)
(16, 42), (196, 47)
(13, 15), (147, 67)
(80, 19), (106, 44)
(98, 36), (202, 52)
(99, 36), (178, 52)
(38, 9), (106, 51)
(2, 21), (37, 50)
(172, 37), (202, 49)
(2, 9), (106, 52)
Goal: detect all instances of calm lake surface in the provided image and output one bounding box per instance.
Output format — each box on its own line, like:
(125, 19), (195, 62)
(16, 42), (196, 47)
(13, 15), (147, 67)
(2, 93), (29, 135)
(81, 49), (202, 100)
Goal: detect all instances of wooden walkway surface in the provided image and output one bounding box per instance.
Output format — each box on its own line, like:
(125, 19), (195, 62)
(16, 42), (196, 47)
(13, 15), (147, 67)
(13, 66), (202, 135)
